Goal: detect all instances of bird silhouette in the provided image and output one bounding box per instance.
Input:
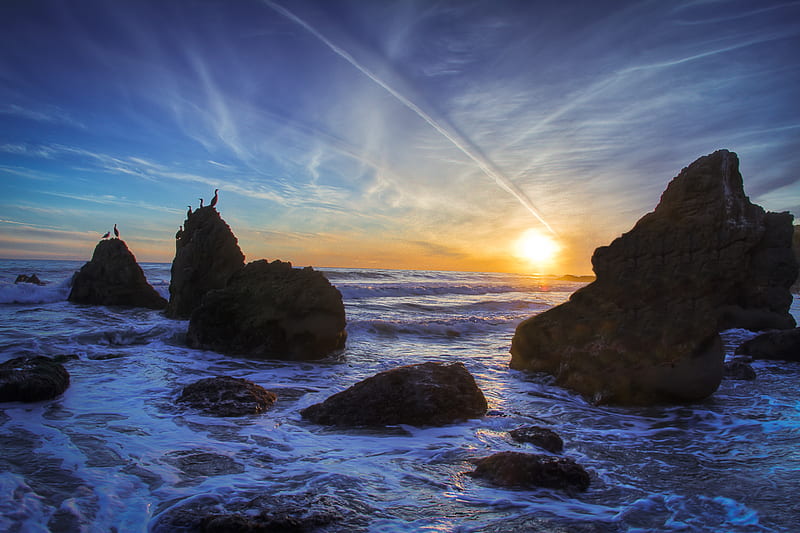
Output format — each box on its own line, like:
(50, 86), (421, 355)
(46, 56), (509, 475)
(210, 189), (219, 208)
(199, 198), (204, 208)
(113, 224), (119, 239)
(187, 205), (193, 218)
(176, 225), (184, 240)
(101, 231), (110, 240)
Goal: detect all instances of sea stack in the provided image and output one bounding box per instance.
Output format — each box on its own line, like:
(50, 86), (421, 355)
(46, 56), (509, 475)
(69, 238), (167, 309)
(510, 150), (798, 405)
(165, 206), (245, 319)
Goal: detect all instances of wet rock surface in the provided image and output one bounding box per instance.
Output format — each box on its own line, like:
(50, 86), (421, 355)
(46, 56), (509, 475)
(68, 238), (167, 309)
(469, 451), (590, 492)
(511, 150), (797, 404)
(723, 358), (757, 380)
(301, 361), (487, 427)
(509, 426), (564, 453)
(735, 328), (800, 361)
(187, 259), (347, 360)
(177, 376), (277, 417)
(0, 356), (70, 402)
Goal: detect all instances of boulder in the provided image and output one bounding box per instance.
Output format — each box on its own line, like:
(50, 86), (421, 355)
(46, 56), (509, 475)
(468, 451), (590, 492)
(186, 260), (346, 360)
(15, 274), (45, 285)
(166, 206), (245, 319)
(68, 239), (166, 309)
(0, 356), (70, 402)
(723, 359), (757, 380)
(511, 150), (797, 404)
(177, 376), (276, 417)
(509, 426), (564, 453)
(301, 361), (487, 427)
(734, 328), (800, 361)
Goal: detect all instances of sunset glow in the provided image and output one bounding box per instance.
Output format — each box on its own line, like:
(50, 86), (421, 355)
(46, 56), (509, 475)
(515, 229), (561, 271)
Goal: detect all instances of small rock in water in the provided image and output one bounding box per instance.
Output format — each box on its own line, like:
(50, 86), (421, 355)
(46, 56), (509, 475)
(469, 451), (590, 492)
(0, 356), (70, 402)
(509, 426), (564, 453)
(14, 273), (45, 285)
(723, 359), (757, 380)
(177, 376), (276, 417)
(734, 328), (800, 361)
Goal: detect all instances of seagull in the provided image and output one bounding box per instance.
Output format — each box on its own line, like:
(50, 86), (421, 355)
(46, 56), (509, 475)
(199, 198), (204, 208)
(209, 188), (219, 208)
(187, 205), (193, 218)
(101, 231), (110, 240)
(113, 224), (119, 239)
(176, 225), (183, 240)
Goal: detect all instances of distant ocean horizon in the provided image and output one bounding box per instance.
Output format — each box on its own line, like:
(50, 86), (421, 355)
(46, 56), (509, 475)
(1, 258), (797, 532)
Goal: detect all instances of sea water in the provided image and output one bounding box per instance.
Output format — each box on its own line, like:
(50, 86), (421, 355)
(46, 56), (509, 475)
(0, 259), (798, 532)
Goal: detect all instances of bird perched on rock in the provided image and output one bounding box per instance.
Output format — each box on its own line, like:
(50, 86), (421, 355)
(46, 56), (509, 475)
(101, 231), (110, 240)
(187, 205), (193, 218)
(113, 224), (119, 239)
(176, 225), (183, 240)
(210, 188), (219, 208)
(199, 198), (204, 208)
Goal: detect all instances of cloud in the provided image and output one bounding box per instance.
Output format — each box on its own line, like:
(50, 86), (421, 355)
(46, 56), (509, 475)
(0, 103), (86, 129)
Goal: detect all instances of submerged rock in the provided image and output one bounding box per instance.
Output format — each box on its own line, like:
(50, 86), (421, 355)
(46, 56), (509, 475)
(166, 206), (245, 319)
(0, 356), (70, 402)
(301, 361), (487, 427)
(69, 238), (167, 309)
(187, 259), (346, 360)
(511, 150), (797, 405)
(509, 426), (564, 453)
(734, 328), (800, 361)
(177, 376), (276, 417)
(469, 451), (590, 492)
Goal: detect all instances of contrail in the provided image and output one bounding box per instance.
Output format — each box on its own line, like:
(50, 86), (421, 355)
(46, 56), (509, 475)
(263, 1), (557, 235)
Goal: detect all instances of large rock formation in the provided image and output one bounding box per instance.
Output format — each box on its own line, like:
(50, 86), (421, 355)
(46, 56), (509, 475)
(792, 225), (800, 293)
(69, 239), (166, 309)
(511, 150), (797, 405)
(186, 260), (347, 360)
(301, 361), (487, 427)
(165, 206), (245, 319)
(0, 356), (70, 402)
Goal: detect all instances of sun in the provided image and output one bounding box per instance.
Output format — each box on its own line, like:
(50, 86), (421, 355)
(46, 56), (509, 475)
(515, 229), (561, 268)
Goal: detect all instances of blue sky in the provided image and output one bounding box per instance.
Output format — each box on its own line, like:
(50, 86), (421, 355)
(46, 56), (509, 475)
(1, 0), (798, 274)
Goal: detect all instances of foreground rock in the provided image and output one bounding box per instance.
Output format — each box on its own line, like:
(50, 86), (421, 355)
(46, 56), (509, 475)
(187, 260), (346, 360)
(511, 150), (797, 404)
(0, 356), (70, 402)
(469, 452), (590, 492)
(69, 239), (166, 309)
(166, 206), (245, 319)
(177, 376), (276, 416)
(735, 328), (800, 361)
(301, 361), (487, 427)
(509, 426), (564, 453)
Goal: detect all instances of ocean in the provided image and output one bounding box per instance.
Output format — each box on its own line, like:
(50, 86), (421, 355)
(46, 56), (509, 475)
(0, 259), (798, 532)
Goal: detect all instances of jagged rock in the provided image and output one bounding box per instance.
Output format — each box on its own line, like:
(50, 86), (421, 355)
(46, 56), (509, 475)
(186, 259), (346, 360)
(469, 451), (590, 492)
(301, 361), (487, 427)
(0, 356), (70, 402)
(734, 328), (800, 361)
(166, 206), (245, 319)
(15, 274), (44, 285)
(177, 376), (276, 417)
(68, 239), (166, 309)
(792, 225), (800, 293)
(723, 359), (757, 380)
(509, 426), (564, 453)
(511, 150), (797, 405)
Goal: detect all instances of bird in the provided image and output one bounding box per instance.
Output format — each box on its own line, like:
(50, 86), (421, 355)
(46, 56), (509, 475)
(199, 198), (204, 208)
(210, 188), (219, 208)
(113, 224), (119, 239)
(101, 231), (110, 240)
(176, 225), (183, 240)
(187, 205), (193, 218)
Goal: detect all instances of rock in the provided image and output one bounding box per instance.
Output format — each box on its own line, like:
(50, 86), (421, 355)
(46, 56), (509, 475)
(734, 328), (800, 361)
(68, 239), (167, 309)
(14, 273), (45, 285)
(177, 376), (277, 417)
(509, 426), (564, 453)
(469, 451), (590, 492)
(186, 259), (346, 360)
(0, 356), (70, 402)
(723, 359), (757, 380)
(301, 361), (487, 427)
(166, 206), (245, 319)
(511, 150), (797, 405)
(792, 225), (800, 293)
(163, 450), (245, 480)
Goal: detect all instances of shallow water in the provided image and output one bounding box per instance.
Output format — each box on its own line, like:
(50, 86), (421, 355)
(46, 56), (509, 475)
(0, 260), (798, 532)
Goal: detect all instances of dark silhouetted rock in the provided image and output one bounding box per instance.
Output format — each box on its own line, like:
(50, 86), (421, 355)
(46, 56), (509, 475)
(0, 356), (70, 402)
(735, 328), (800, 361)
(186, 259), (346, 360)
(509, 426), (564, 453)
(163, 450), (245, 481)
(511, 150), (797, 404)
(792, 225), (800, 293)
(469, 451), (590, 492)
(166, 206), (245, 319)
(15, 273), (44, 285)
(178, 376), (276, 417)
(723, 359), (757, 380)
(68, 239), (166, 309)
(301, 361), (487, 427)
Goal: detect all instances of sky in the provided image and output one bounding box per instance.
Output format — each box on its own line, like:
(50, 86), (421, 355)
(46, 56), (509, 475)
(1, 0), (799, 275)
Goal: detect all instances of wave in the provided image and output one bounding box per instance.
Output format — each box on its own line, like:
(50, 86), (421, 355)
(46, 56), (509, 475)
(348, 316), (519, 338)
(0, 278), (72, 304)
(338, 284), (532, 300)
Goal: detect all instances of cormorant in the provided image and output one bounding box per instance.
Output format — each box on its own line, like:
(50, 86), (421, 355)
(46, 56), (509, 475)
(210, 188), (219, 208)
(199, 198), (204, 208)
(176, 225), (183, 240)
(113, 224), (119, 239)
(101, 231), (110, 240)
(187, 205), (193, 218)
